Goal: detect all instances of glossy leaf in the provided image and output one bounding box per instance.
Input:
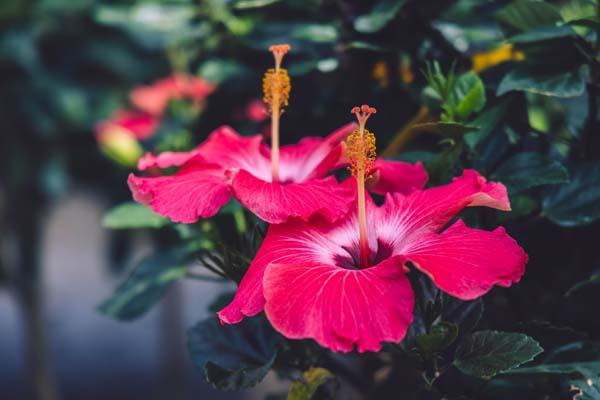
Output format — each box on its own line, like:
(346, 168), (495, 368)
(505, 361), (600, 377)
(508, 25), (576, 43)
(98, 249), (188, 320)
(543, 163), (600, 226)
(453, 72), (486, 121)
(454, 331), (543, 379)
(354, 0), (407, 33)
(496, 0), (562, 33)
(497, 65), (589, 98)
(103, 202), (169, 229)
(492, 152), (568, 193)
(187, 316), (281, 390)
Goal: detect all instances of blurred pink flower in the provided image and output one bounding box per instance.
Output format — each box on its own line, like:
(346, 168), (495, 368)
(130, 74), (216, 115)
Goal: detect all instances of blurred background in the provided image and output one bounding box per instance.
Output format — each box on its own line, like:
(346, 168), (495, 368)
(2, 0), (600, 399)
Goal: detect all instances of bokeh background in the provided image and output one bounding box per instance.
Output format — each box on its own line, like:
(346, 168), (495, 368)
(2, 0), (600, 399)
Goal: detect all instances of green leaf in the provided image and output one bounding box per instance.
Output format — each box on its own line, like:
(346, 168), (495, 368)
(492, 152), (568, 193)
(102, 202), (169, 229)
(570, 377), (600, 399)
(288, 367), (335, 400)
(496, 0), (563, 33)
(411, 122), (478, 140)
(232, 0), (280, 9)
(187, 316), (281, 390)
(197, 59), (247, 84)
(454, 331), (543, 379)
(98, 250), (188, 320)
(464, 99), (511, 150)
(498, 64), (589, 98)
(543, 163), (600, 226)
(508, 24), (576, 43)
(415, 322), (458, 357)
(504, 361), (600, 377)
(354, 0), (407, 33)
(452, 72), (486, 121)
(569, 17), (600, 30)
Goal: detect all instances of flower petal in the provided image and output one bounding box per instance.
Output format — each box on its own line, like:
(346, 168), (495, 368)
(128, 157), (232, 223)
(137, 150), (200, 171)
(375, 169), (510, 252)
(198, 126), (271, 181)
(403, 220), (527, 300)
(263, 257), (414, 352)
(231, 170), (354, 224)
(218, 205), (370, 325)
(367, 159), (428, 195)
(278, 122), (356, 182)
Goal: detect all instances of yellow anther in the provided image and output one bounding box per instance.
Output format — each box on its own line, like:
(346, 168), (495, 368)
(345, 128), (376, 177)
(262, 68), (291, 113)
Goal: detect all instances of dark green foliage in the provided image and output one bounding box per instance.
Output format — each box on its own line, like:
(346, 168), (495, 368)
(454, 331), (543, 379)
(187, 315), (282, 390)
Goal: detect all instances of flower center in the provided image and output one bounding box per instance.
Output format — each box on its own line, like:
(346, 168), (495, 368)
(263, 44), (291, 183)
(346, 104), (377, 268)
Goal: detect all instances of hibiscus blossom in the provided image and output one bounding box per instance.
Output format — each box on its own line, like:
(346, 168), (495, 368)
(218, 105), (527, 352)
(96, 109), (159, 166)
(130, 73), (215, 115)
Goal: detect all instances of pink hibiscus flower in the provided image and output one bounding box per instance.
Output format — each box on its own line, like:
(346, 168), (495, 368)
(217, 105), (527, 353)
(96, 109), (159, 141)
(130, 73), (216, 115)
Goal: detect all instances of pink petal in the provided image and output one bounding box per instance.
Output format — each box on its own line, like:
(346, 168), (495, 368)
(197, 126), (271, 181)
(375, 169), (510, 251)
(277, 122), (356, 182)
(137, 150), (201, 171)
(263, 257), (414, 352)
(96, 109), (159, 141)
(403, 220), (527, 300)
(231, 170), (354, 224)
(367, 159), (428, 195)
(218, 206), (370, 325)
(128, 158), (232, 223)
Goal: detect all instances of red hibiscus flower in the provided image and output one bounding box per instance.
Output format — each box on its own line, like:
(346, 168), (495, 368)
(130, 73), (216, 115)
(218, 105), (527, 353)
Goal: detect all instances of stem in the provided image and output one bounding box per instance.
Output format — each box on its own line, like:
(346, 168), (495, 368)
(357, 171), (370, 268)
(271, 102), (280, 182)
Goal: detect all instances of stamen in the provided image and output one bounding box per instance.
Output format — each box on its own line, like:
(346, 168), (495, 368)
(263, 44), (291, 182)
(345, 105), (377, 268)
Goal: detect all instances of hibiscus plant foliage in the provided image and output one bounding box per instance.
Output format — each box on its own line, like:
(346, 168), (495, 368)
(82, 0), (600, 398)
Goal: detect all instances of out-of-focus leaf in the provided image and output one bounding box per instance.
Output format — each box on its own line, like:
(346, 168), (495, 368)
(569, 17), (600, 29)
(497, 64), (589, 98)
(232, 0), (280, 10)
(197, 59), (247, 84)
(98, 249), (189, 320)
(570, 377), (600, 399)
(288, 367), (335, 400)
(354, 0), (407, 33)
(187, 316), (281, 390)
(454, 331), (543, 379)
(492, 152), (568, 193)
(464, 99), (510, 150)
(411, 122), (477, 140)
(508, 24), (576, 43)
(504, 361), (600, 377)
(452, 72), (486, 121)
(415, 322), (458, 357)
(496, 0), (563, 33)
(542, 163), (600, 226)
(103, 202), (169, 229)
(346, 41), (389, 52)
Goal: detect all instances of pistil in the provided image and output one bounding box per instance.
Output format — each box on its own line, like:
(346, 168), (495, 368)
(346, 105), (377, 268)
(263, 44), (291, 182)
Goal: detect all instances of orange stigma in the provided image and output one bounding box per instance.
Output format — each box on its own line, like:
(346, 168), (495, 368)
(346, 104), (377, 268)
(263, 44), (292, 182)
